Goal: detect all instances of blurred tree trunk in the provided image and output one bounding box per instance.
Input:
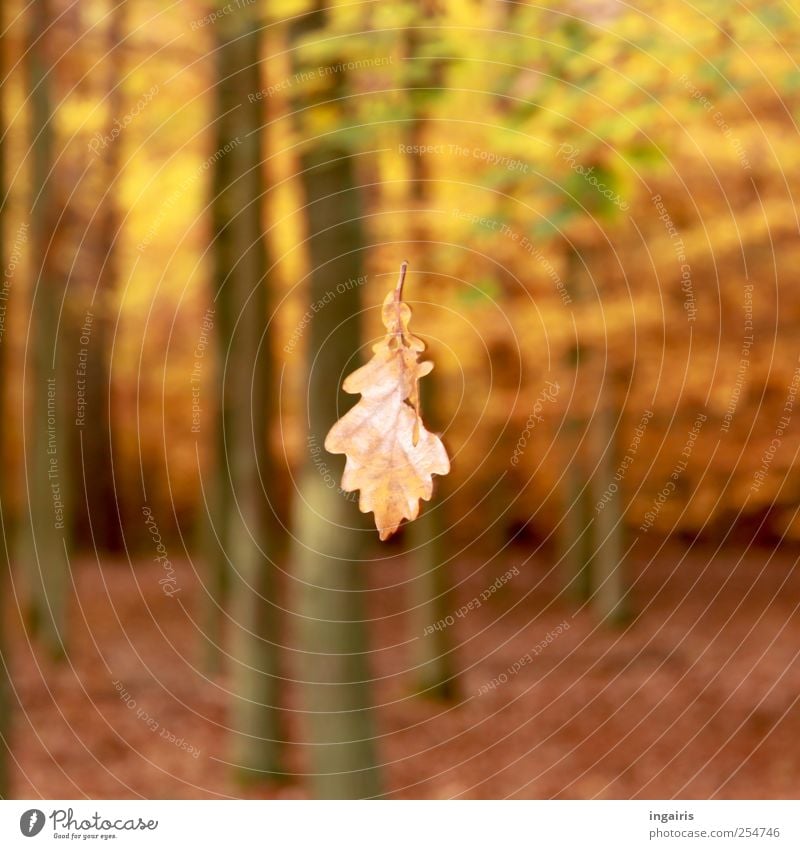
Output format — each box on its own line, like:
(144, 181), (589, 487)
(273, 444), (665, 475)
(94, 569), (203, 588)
(21, 0), (71, 658)
(407, 366), (457, 699)
(402, 25), (458, 700)
(198, 0), (238, 675)
(560, 247), (593, 602)
(0, 24), (11, 797)
(590, 401), (630, 625)
(199, 8), (236, 675)
(211, 2), (285, 781)
(289, 5), (383, 800)
(73, 0), (125, 553)
(561, 246), (628, 621)
(561, 438), (594, 602)
(197, 288), (230, 678)
(290, 149), (382, 799)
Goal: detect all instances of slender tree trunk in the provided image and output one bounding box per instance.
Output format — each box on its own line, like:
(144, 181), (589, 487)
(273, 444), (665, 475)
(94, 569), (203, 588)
(560, 246), (627, 619)
(0, 24), (12, 796)
(407, 477), (456, 699)
(288, 6), (383, 797)
(401, 28), (458, 697)
(74, 0), (125, 553)
(199, 10), (236, 676)
(290, 147), (382, 798)
(560, 248), (593, 602)
(197, 379), (230, 676)
(0, 549), (9, 796)
(212, 2), (285, 780)
(407, 356), (457, 699)
(21, 0), (71, 658)
(589, 401), (630, 625)
(561, 422), (593, 602)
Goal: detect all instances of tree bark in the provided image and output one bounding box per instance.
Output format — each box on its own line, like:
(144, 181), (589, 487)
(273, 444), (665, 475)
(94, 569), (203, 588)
(560, 245), (628, 620)
(21, 0), (72, 659)
(72, 0), (125, 554)
(589, 401), (630, 625)
(212, 2), (285, 781)
(407, 358), (457, 699)
(287, 4), (383, 796)
(0, 21), (12, 797)
(561, 422), (594, 602)
(290, 146), (383, 799)
(560, 248), (593, 602)
(402, 26), (458, 697)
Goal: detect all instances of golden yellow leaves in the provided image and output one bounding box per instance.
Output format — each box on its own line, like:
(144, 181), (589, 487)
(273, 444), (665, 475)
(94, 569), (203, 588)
(325, 263), (450, 540)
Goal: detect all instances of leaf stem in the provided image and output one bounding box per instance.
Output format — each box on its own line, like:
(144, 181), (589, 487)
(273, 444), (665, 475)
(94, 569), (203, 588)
(395, 260), (408, 302)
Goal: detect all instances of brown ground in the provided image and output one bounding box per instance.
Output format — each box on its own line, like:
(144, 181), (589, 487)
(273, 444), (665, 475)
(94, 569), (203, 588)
(8, 538), (800, 799)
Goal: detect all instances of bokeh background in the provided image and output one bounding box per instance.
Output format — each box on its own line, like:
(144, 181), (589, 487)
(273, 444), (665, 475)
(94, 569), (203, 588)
(1, 0), (800, 799)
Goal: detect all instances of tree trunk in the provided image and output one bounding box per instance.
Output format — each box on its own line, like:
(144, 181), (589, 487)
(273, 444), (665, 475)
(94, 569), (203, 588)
(199, 8), (237, 676)
(290, 145), (383, 799)
(72, 0), (125, 553)
(407, 359), (457, 699)
(197, 395), (230, 676)
(212, 2), (285, 781)
(561, 419), (593, 603)
(21, 0), (71, 659)
(0, 23), (12, 796)
(287, 5), (383, 796)
(589, 401), (630, 625)
(402, 29), (459, 697)
(560, 247), (593, 603)
(560, 246), (628, 620)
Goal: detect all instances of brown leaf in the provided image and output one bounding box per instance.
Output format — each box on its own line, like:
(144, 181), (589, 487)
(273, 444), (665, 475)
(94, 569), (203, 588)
(325, 263), (450, 540)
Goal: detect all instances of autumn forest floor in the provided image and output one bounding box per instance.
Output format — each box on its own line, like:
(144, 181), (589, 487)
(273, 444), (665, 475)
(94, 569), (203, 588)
(8, 537), (800, 799)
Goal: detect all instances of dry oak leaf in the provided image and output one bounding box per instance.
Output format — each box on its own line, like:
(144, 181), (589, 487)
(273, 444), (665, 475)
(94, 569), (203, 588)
(325, 263), (450, 540)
